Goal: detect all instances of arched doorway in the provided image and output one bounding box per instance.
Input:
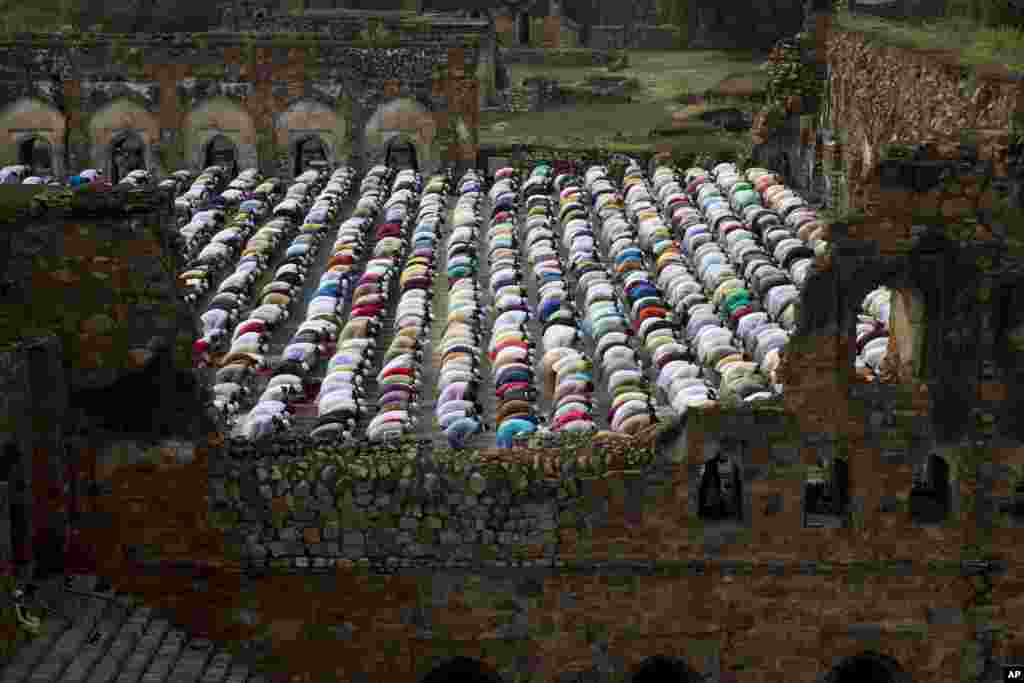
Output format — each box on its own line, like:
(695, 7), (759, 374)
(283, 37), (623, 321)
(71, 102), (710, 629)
(18, 136), (53, 177)
(420, 657), (506, 683)
(698, 448), (744, 522)
(205, 134), (239, 178)
(631, 655), (703, 683)
(110, 133), (146, 184)
(294, 135), (328, 177)
(823, 652), (909, 683)
(385, 137), (419, 172)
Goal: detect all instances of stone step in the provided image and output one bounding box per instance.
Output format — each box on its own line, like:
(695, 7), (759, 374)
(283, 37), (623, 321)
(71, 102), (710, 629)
(2, 577), (257, 683)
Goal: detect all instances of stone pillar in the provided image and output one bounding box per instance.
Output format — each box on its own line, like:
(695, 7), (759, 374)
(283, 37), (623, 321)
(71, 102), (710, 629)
(64, 78), (87, 176)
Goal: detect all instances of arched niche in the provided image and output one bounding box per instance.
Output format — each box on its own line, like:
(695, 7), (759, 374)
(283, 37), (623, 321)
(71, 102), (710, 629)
(630, 655), (703, 683)
(364, 96), (438, 174)
(0, 97), (66, 177)
(273, 98), (349, 178)
(385, 135), (419, 172)
(419, 657), (506, 683)
(204, 134), (239, 178)
(88, 97), (160, 179)
(183, 97), (258, 173)
(17, 135), (54, 177)
(820, 651), (911, 683)
(109, 131), (148, 183)
(840, 256), (930, 386)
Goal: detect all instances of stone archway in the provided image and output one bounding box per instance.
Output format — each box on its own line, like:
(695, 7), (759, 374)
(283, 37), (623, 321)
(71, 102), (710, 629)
(294, 135), (329, 177)
(183, 97), (258, 173)
(821, 651), (910, 683)
(630, 655), (703, 683)
(204, 134), (239, 178)
(364, 97), (438, 174)
(17, 135), (53, 177)
(274, 98), (349, 179)
(0, 97), (66, 178)
(385, 135), (418, 171)
(88, 97), (160, 179)
(109, 131), (147, 183)
(419, 657), (506, 683)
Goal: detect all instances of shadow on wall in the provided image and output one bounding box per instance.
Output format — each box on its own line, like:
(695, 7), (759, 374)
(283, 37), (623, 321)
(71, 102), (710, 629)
(67, 338), (216, 442)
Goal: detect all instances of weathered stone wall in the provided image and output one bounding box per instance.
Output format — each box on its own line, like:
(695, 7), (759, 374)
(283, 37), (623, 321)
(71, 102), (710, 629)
(63, 421), (1024, 682)
(588, 24), (679, 51)
(0, 34), (483, 177)
(498, 47), (613, 68)
(824, 27), (1024, 216)
(0, 186), (213, 575)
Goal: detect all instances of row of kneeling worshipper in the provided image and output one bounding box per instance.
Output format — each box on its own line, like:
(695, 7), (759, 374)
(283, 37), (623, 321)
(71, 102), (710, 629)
(565, 164), (655, 435)
(525, 164), (599, 436)
(172, 165), (228, 227)
(197, 167), (346, 369)
(436, 169), (489, 448)
(487, 166), (542, 448)
(638, 159), (830, 412)
(178, 167), (256, 305)
(366, 172), (452, 441)
(218, 167), (344, 436)
(304, 166), (408, 441)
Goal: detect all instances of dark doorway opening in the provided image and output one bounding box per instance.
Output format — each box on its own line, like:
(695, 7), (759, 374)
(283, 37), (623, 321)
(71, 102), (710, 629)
(517, 12), (530, 45)
(385, 138), (419, 172)
(804, 454), (849, 527)
(825, 652), (905, 683)
(631, 655), (703, 683)
(205, 134), (239, 179)
(18, 137), (53, 177)
(698, 451), (743, 522)
(295, 136), (328, 177)
(0, 442), (29, 566)
(419, 657), (506, 683)
(111, 134), (145, 184)
(909, 453), (951, 524)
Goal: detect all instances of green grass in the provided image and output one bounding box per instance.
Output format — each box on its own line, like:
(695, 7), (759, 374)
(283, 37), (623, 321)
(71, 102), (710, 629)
(834, 9), (1024, 74)
(486, 49), (766, 149)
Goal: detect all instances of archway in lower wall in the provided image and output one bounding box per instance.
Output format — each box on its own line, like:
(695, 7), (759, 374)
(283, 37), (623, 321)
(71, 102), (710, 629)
(294, 135), (328, 177)
(823, 651), (910, 683)
(205, 134), (239, 178)
(18, 136), (52, 177)
(419, 657), (506, 683)
(385, 135), (418, 172)
(631, 655), (703, 683)
(110, 132), (146, 183)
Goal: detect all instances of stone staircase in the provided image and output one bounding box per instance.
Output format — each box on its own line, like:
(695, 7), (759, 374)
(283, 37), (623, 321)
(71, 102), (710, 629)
(0, 577), (263, 683)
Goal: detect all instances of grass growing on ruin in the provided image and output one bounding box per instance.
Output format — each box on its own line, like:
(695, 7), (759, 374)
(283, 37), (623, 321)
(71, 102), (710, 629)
(487, 49), (767, 148)
(834, 10), (1024, 74)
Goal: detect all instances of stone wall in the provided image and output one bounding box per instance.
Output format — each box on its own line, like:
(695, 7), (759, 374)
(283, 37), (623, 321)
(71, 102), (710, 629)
(588, 24), (679, 50)
(498, 47), (613, 67)
(0, 33), (483, 177)
(231, 9), (488, 48)
(824, 26), (1024, 217)
(0, 186), (216, 575)
(62, 417), (1024, 682)
(520, 77), (565, 111)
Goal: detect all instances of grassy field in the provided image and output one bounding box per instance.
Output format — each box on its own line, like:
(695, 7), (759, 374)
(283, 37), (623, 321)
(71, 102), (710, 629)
(832, 9), (1024, 74)
(481, 49), (769, 150)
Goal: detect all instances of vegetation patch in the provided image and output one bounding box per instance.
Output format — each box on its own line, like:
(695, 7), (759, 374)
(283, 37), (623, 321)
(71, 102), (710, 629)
(833, 8), (1024, 75)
